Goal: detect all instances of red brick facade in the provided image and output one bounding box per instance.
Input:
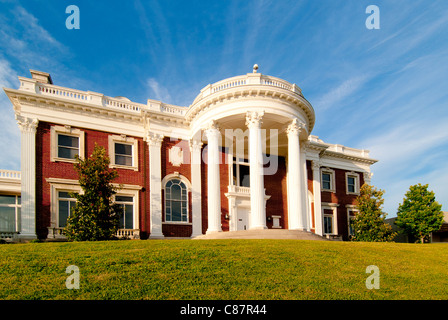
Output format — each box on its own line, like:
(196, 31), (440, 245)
(35, 121), (365, 240)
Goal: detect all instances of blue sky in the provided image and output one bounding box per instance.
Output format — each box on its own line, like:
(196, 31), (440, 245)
(0, 0), (447, 217)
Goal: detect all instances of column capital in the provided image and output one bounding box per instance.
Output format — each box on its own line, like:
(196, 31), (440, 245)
(286, 118), (305, 136)
(363, 171), (373, 184)
(145, 132), (164, 147)
(245, 110), (264, 129)
(189, 139), (203, 151)
(311, 160), (321, 171)
(16, 115), (38, 133)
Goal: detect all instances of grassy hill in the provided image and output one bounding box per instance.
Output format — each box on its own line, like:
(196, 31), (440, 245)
(0, 239), (447, 300)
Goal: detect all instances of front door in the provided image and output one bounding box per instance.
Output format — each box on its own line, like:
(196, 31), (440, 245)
(237, 208), (249, 231)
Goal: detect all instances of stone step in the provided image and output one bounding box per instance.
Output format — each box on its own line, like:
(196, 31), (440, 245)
(192, 229), (329, 240)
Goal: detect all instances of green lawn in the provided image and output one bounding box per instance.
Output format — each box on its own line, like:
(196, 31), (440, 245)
(0, 239), (447, 300)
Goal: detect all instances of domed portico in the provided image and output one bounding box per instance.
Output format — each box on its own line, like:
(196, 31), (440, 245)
(187, 65), (315, 234)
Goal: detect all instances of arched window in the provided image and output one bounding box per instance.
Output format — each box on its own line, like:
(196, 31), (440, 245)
(165, 178), (188, 222)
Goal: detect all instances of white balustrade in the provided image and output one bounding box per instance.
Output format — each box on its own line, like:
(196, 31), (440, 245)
(0, 170), (21, 180)
(116, 229), (140, 239)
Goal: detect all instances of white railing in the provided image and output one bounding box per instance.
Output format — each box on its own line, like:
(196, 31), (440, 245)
(0, 170), (21, 180)
(104, 97), (144, 113)
(262, 77), (292, 90)
(116, 229), (140, 239)
(193, 73), (302, 105)
(47, 227), (65, 239)
(26, 80), (186, 117)
(327, 144), (370, 158)
(212, 77), (247, 93)
(160, 104), (187, 116)
(37, 84), (89, 101)
(46, 227), (140, 240)
(0, 231), (18, 240)
(227, 185), (250, 194)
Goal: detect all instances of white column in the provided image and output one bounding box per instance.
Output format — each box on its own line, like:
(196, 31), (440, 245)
(300, 143), (310, 231)
(190, 139), (203, 237)
(16, 115), (38, 240)
(204, 121), (222, 233)
(312, 160), (323, 236)
(146, 132), (165, 238)
(246, 111), (267, 230)
(286, 119), (305, 230)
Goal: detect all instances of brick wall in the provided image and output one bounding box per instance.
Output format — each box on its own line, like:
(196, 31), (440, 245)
(320, 168), (365, 240)
(36, 121), (148, 239)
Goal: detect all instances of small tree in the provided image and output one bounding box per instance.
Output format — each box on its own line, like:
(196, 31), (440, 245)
(350, 184), (396, 242)
(65, 144), (121, 241)
(395, 183), (443, 243)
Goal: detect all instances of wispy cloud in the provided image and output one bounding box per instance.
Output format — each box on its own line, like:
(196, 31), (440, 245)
(0, 58), (20, 170)
(314, 76), (368, 111)
(146, 78), (172, 103)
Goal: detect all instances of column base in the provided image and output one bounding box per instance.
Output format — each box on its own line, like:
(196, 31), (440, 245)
(17, 233), (37, 242)
(149, 233), (165, 239)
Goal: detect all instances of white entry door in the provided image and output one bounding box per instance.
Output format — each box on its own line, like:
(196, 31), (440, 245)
(237, 208), (249, 231)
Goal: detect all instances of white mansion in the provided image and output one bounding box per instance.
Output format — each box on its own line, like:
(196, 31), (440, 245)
(0, 66), (377, 241)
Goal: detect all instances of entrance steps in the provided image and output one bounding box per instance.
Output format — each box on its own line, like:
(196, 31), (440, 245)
(192, 229), (329, 240)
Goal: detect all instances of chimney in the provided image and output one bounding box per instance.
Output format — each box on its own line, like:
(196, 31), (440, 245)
(30, 70), (53, 84)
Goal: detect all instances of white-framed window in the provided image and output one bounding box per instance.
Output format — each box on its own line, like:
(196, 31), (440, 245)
(322, 203), (339, 235)
(108, 135), (138, 171)
(51, 125), (85, 163)
(321, 168), (335, 192)
(165, 179), (188, 222)
(323, 214), (333, 234)
(231, 157), (250, 187)
(345, 172), (360, 195)
(57, 191), (77, 228)
(47, 178), (141, 235)
(115, 195), (134, 229)
(162, 174), (191, 224)
(346, 206), (359, 236)
(0, 194), (21, 232)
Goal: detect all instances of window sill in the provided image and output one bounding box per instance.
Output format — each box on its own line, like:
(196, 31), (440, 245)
(110, 164), (139, 171)
(51, 157), (80, 163)
(163, 222), (192, 225)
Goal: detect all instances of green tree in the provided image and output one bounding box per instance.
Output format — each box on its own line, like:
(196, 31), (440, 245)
(395, 183), (443, 243)
(350, 184), (396, 242)
(65, 144), (121, 241)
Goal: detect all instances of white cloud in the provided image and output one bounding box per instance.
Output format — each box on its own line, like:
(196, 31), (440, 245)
(314, 76), (368, 111)
(146, 78), (172, 103)
(0, 58), (20, 170)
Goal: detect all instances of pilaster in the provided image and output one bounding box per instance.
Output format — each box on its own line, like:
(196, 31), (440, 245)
(312, 160), (323, 236)
(190, 139), (203, 237)
(146, 132), (165, 238)
(16, 115), (38, 240)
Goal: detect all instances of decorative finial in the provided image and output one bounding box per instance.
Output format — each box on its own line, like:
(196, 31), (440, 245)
(253, 64), (259, 73)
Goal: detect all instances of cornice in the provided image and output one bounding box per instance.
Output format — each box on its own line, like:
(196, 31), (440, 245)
(5, 88), (144, 124)
(186, 85), (315, 132)
(320, 150), (378, 165)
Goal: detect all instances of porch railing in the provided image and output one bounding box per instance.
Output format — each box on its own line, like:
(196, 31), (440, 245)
(46, 227), (140, 240)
